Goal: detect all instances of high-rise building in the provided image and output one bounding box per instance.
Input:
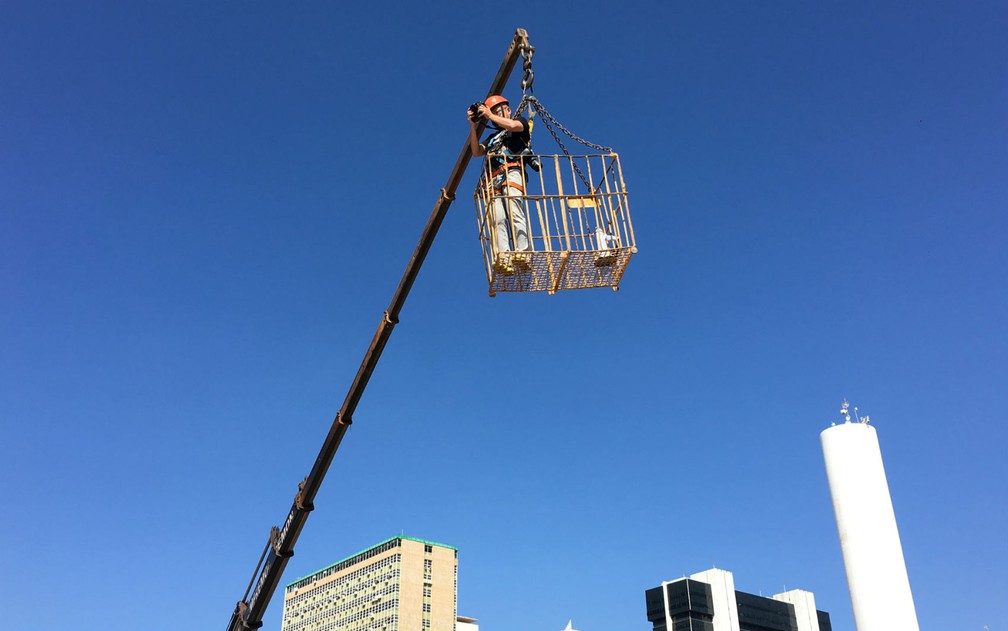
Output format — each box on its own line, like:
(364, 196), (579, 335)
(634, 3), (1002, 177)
(821, 406), (920, 631)
(645, 568), (832, 631)
(281, 535), (458, 631)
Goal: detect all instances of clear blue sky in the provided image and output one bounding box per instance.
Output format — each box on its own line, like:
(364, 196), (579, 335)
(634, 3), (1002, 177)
(2, 2), (1005, 631)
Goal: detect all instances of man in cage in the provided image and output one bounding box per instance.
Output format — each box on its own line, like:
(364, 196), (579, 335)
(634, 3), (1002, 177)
(467, 94), (532, 274)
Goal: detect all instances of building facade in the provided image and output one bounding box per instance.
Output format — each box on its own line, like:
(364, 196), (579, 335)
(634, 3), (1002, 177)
(282, 536), (458, 631)
(645, 569), (831, 631)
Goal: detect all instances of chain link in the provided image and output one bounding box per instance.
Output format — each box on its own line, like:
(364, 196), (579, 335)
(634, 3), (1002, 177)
(522, 58), (534, 93)
(520, 40), (535, 92)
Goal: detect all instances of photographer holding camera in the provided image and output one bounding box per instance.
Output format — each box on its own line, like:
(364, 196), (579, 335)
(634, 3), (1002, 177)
(467, 95), (533, 273)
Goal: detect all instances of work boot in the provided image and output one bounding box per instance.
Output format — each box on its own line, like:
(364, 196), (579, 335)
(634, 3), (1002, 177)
(493, 254), (516, 276)
(513, 252), (532, 271)
(594, 251), (617, 267)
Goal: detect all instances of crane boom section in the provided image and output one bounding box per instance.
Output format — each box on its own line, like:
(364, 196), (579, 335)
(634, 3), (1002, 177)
(226, 28), (532, 631)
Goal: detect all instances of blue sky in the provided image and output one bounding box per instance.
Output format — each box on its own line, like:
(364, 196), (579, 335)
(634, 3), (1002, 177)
(2, 2), (1006, 631)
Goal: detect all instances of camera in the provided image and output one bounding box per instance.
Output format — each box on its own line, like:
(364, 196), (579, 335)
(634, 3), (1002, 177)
(468, 102), (484, 122)
(519, 148), (541, 172)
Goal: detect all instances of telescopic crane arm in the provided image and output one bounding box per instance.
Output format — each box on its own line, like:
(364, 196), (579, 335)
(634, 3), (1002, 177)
(226, 28), (533, 631)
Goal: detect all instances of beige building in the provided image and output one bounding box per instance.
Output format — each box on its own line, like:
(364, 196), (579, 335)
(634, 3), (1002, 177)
(281, 536), (458, 631)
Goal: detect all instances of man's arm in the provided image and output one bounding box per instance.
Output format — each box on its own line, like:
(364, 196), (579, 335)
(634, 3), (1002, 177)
(467, 104), (527, 157)
(468, 111), (486, 157)
(480, 104), (526, 133)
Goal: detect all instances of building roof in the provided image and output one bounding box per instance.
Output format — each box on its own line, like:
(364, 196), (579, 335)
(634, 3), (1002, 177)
(286, 535), (457, 588)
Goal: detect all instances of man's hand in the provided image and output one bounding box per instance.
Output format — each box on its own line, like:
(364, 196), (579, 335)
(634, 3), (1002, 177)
(467, 104), (490, 126)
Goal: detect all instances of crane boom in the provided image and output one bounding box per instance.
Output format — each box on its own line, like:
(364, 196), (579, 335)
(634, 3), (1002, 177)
(226, 28), (533, 631)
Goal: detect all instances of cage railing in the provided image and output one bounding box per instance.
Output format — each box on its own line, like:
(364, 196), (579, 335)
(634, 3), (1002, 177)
(474, 152), (637, 296)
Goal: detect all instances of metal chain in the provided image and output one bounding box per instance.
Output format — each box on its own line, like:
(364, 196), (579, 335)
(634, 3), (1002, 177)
(530, 96), (612, 153)
(539, 112), (592, 189)
(511, 45), (613, 190)
(520, 41), (535, 93)
(518, 96), (612, 189)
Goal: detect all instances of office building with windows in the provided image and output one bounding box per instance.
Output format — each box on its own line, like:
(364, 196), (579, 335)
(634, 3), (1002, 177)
(645, 568), (832, 631)
(281, 535), (458, 631)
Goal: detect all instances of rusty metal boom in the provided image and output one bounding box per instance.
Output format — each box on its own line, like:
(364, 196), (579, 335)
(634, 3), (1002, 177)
(225, 28), (532, 631)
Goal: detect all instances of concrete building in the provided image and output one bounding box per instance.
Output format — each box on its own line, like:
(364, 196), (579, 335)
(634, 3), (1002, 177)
(281, 535), (458, 631)
(821, 406), (920, 631)
(645, 568), (832, 631)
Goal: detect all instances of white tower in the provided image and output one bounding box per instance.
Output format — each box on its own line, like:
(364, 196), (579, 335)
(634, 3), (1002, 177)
(821, 402), (919, 631)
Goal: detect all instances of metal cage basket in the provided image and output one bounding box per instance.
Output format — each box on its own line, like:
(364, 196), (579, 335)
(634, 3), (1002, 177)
(474, 151), (636, 296)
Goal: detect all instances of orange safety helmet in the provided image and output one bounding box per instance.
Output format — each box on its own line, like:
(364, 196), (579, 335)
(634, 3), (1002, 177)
(484, 95), (509, 110)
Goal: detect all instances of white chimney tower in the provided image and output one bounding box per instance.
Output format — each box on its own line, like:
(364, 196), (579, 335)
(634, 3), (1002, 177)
(820, 402), (919, 631)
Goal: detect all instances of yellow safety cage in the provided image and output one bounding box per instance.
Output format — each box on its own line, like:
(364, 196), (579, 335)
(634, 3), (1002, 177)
(473, 98), (637, 296)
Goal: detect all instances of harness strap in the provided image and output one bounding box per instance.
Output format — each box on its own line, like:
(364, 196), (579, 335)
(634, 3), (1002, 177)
(494, 180), (525, 194)
(490, 162), (523, 179)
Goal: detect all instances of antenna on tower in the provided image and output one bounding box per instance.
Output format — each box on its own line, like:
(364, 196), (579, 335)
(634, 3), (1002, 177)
(854, 406), (871, 425)
(840, 400), (871, 425)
